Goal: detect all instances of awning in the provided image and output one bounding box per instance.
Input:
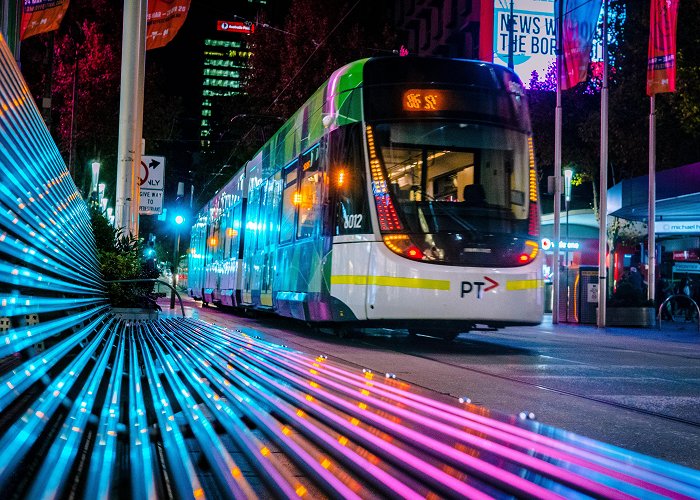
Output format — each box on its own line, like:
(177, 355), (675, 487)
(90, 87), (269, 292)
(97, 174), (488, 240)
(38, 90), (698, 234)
(607, 162), (700, 222)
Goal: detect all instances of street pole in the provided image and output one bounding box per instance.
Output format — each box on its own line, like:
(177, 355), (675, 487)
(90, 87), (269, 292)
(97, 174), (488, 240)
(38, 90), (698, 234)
(115, 0), (147, 236)
(508, 0), (515, 70)
(170, 230), (180, 309)
(552, 0), (563, 324)
(565, 197), (569, 320)
(648, 95), (656, 303)
(598, 0), (609, 328)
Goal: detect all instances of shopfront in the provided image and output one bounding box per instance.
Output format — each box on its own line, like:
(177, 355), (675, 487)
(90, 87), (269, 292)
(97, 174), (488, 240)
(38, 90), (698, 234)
(540, 209), (600, 318)
(607, 162), (700, 299)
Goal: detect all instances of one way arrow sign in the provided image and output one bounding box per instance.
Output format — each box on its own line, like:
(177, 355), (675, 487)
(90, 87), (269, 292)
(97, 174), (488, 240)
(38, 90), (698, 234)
(140, 155), (165, 215)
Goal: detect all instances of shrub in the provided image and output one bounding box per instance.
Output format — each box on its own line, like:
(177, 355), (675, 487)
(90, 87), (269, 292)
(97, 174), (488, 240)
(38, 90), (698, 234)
(90, 208), (160, 308)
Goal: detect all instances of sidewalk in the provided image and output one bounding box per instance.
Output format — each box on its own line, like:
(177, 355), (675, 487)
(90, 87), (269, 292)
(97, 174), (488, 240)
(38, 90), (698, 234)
(158, 294), (699, 343)
(538, 313), (700, 343)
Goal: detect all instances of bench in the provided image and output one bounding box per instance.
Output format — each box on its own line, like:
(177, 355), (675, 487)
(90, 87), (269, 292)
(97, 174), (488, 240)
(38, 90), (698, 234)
(1, 35), (699, 498)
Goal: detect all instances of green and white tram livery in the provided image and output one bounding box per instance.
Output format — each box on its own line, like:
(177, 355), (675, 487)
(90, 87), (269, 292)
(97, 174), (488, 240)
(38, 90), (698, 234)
(188, 57), (543, 339)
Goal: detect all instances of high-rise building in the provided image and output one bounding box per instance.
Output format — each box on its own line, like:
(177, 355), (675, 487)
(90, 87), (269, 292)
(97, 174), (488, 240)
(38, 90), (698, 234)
(199, 20), (254, 149)
(198, 0), (268, 151)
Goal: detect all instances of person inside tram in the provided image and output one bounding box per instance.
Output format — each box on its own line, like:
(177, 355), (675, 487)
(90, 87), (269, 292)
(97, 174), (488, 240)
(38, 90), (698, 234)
(462, 183), (487, 207)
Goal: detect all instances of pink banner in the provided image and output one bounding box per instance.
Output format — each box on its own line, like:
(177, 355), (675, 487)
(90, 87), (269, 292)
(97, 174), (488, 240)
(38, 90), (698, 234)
(20, 0), (70, 41)
(146, 0), (191, 50)
(556, 0), (603, 90)
(647, 0), (679, 95)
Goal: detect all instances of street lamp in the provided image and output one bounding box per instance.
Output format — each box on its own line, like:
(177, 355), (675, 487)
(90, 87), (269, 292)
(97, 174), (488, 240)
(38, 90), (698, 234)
(90, 161), (100, 205)
(563, 167), (574, 320)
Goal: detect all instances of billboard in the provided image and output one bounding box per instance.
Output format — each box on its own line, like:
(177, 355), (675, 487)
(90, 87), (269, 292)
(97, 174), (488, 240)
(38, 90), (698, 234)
(492, 0), (606, 88)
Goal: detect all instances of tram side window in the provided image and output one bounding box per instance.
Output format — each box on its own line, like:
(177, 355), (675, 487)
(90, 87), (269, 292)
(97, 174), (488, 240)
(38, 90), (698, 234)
(280, 162), (299, 244)
(265, 173), (282, 246)
(330, 125), (369, 235)
(297, 149), (322, 239)
(210, 217), (222, 260)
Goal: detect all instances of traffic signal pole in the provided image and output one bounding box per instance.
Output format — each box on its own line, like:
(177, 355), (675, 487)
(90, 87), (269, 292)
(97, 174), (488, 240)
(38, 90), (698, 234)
(170, 229), (180, 310)
(170, 182), (186, 309)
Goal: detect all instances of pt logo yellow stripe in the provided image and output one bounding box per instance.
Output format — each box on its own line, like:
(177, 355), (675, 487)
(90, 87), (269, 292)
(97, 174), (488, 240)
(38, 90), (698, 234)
(505, 279), (542, 291)
(331, 275), (450, 290)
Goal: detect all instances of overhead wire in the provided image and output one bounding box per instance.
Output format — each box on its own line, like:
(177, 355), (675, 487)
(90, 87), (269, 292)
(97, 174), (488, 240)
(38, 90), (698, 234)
(197, 0), (365, 205)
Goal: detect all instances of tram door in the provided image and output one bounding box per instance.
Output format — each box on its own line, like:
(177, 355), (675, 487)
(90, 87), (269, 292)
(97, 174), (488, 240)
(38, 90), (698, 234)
(259, 174), (282, 306)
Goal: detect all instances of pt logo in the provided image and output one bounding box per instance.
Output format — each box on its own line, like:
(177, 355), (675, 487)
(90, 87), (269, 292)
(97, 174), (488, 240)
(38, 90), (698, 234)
(461, 276), (499, 299)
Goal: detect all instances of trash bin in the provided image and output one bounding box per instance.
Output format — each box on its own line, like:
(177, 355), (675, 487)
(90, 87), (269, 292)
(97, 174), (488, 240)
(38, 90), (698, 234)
(557, 266), (599, 324)
(578, 266), (599, 324)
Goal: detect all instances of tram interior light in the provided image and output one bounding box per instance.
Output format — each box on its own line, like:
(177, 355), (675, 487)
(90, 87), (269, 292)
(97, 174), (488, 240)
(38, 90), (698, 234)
(337, 169), (346, 187)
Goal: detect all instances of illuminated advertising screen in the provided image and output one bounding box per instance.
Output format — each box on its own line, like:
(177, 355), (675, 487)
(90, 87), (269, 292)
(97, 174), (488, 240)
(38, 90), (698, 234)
(492, 0), (606, 88)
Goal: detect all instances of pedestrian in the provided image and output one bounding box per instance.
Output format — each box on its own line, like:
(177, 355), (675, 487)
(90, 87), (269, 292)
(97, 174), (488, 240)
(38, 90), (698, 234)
(657, 277), (673, 320)
(627, 265), (643, 293)
(678, 277), (694, 321)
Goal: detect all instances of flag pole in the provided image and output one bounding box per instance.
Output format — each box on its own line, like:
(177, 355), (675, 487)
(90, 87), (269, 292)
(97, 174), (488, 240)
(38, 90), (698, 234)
(552, 0), (563, 324)
(597, 0), (609, 328)
(115, 0), (147, 236)
(648, 95), (656, 302)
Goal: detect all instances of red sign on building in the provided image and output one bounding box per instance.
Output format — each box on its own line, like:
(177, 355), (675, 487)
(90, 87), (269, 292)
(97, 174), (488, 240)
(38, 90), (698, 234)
(217, 21), (255, 34)
(673, 250), (700, 261)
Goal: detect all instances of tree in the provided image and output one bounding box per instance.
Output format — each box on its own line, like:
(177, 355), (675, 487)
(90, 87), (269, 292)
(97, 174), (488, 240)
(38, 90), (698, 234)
(21, 0), (185, 204)
(246, 0), (400, 119)
(529, 0), (700, 217)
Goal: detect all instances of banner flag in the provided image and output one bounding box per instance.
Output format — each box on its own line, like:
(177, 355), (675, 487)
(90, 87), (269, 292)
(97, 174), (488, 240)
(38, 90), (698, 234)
(20, 0), (70, 41)
(555, 0), (603, 90)
(146, 0), (191, 50)
(647, 0), (679, 96)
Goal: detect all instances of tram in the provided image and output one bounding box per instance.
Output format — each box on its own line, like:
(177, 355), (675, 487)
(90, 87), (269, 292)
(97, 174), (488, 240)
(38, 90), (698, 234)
(188, 57), (543, 339)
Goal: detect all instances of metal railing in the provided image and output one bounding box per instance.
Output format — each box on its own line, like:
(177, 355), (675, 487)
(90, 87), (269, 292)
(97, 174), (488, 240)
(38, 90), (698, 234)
(105, 278), (186, 317)
(658, 294), (700, 332)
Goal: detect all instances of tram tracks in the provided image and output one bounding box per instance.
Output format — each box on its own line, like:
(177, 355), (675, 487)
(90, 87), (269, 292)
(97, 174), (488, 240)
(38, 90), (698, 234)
(353, 334), (700, 430)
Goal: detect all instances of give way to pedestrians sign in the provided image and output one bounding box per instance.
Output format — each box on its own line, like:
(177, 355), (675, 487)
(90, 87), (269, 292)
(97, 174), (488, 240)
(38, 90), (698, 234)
(139, 155), (165, 215)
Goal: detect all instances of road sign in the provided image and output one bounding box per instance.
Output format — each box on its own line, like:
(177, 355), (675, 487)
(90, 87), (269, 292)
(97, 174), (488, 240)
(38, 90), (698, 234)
(140, 155), (165, 215)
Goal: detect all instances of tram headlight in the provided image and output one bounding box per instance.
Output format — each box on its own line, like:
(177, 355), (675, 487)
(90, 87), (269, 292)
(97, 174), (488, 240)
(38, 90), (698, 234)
(517, 240), (539, 264)
(383, 234), (425, 261)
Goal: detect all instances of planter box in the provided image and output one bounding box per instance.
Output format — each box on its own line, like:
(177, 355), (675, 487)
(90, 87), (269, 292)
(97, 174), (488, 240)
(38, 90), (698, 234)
(601, 307), (656, 328)
(111, 308), (160, 320)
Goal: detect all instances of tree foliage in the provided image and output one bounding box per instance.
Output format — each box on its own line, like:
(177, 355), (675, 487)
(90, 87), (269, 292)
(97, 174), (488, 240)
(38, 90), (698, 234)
(246, 0), (399, 120)
(529, 0), (700, 212)
(21, 0), (185, 202)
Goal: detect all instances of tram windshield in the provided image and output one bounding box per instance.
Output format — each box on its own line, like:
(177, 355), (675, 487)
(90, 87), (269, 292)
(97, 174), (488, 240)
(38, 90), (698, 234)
(372, 121), (537, 266)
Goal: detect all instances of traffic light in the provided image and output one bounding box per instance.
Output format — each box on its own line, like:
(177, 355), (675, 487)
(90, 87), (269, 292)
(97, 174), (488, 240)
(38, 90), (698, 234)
(143, 234), (158, 273)
(172, 182), (187, 226)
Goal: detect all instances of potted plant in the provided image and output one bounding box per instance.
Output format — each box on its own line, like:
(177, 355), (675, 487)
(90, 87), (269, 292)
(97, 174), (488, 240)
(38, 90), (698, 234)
(91, 208), (161, 318)
(605, 274), (656, 327)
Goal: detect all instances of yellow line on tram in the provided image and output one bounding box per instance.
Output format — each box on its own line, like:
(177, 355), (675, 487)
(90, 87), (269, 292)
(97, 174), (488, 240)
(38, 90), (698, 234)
(505, 279), (542, 290)
(331, 275), (451, 290)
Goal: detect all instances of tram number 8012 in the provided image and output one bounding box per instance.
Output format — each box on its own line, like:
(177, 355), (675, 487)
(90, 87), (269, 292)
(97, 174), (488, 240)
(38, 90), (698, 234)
(343, 214), (363, 229)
